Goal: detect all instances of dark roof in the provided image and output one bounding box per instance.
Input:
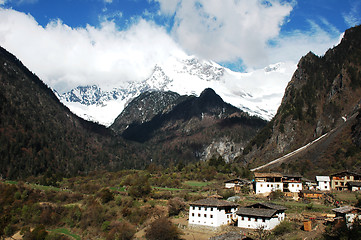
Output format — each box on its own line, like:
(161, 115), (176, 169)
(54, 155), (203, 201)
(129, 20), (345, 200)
(332, 206), (361, 214)
(347, 181), (361, 187)
(250, 202), (287, 211)
(236, 202), (286, 217)
(330, 171), (361, 177)
(236, 207), (277, 218)
(190, 198), (238, 207)
(283, 173), (303, 178)
(254, 172), (283, 178)
(224, 178), (250, 184)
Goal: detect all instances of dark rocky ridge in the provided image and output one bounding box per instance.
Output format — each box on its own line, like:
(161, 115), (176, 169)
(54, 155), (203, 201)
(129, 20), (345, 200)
(244, 25), (361, 177)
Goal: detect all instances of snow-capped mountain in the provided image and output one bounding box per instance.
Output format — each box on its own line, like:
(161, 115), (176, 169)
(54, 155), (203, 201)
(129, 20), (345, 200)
(56, 56), (297, 126)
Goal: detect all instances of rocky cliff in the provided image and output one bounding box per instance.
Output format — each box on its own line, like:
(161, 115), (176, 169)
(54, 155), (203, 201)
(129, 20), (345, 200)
(244, 25), (361, 176)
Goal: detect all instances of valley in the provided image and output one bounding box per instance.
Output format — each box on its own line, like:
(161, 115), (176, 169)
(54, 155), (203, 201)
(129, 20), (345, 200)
(0, 19), (361, 240)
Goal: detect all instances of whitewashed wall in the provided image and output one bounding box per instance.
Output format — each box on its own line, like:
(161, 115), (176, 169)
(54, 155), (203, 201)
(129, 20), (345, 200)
(237, 212), (285, 230)
(255, 182), (283, 194)
(188, 205), (237, 227)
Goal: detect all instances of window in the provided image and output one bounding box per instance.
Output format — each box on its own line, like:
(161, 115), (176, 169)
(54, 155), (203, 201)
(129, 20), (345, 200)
(198, 207), (201, 210)
(210, 208), (213, 211)
(204, 214), (207, 218)
(192, 213), (194, 217)
(292, 184), (294, 187)
(198, 214), (200, 217)
(205, 207), (207, 211)
(260, 184), (263, 187)
(262, 218), (265, 222)
(227, 215), (229, 218)
(192, 206), (195, 210)
(248, 218), (251, 221)
(210, 215), (213, 218)
(254, 218), (257, 222)
(277, 184), (280, 188)
(267, 184), (269, 187)
(241, 216), (244, 220)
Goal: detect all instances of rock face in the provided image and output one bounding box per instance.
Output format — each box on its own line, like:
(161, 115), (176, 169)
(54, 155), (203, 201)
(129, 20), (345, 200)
(111, 88), (267, 163)
(111, 91), (183, 134)
(244, 25), (361, 176)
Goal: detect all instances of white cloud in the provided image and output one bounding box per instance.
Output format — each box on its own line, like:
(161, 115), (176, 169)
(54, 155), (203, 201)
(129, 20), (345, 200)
(0, 0), (6, 4)
(266, 20), (342, 65)
(155, 0), (294, 68)
(343, 2), (361, 27)
(0, 8), (186, 93)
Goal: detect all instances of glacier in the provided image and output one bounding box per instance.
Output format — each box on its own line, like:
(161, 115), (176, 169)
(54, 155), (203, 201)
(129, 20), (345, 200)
(56, 55), (297, 127)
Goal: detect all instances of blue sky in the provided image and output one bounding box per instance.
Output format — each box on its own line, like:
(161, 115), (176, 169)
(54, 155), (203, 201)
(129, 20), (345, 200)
(0, 0), (360, 92)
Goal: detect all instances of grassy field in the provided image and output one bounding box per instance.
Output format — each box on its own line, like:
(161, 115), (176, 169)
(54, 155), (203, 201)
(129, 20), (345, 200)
(109, 186), (126, 192)
(48, 228), (81, 240)
(333, 192), (359, 203)
(153, 186), (184, 191)
(184, 181), (212, 187)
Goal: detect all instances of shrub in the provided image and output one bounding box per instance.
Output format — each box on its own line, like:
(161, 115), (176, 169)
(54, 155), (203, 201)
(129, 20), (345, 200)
(23, 224), (48, 240)
(106, 221), (136, 240)
(98, 188), (114, 204)
(145, 217), (182, 240)
(168, 197), (185, 217)
(269, 190), (284, 200)
(217, 189), (235, 200)
(272, 221), (295, 236)
(128, 174), (152, 199)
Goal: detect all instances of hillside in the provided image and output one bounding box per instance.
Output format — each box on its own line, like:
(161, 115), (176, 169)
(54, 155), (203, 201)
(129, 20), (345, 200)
(111, 88), (267, 164)
(244, 25), (361, 177)
(0, 46), (134, 179)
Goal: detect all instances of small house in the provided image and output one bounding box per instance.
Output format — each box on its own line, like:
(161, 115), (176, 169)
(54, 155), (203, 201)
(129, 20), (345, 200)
(188, 198), (238, 227)
(316, 176), (330, 191)
(224, 178), (250, 193)
(254, 173), (283, 194)
(236, 202), (287, 230)
(283, 174), (303, 193)
(299, 190), (324, 199)
(332, 206), (361, 227)
(346, 181), (361, 191)
(330, 171), (361, 191)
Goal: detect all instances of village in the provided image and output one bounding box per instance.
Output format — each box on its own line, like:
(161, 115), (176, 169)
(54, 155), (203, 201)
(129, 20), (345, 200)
(1, 166), (361, 239)
(184, 170), (361, 239)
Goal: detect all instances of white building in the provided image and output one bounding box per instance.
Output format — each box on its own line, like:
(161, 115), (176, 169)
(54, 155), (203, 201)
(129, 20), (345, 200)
(188, 198), (238, 227)
(332, 206), (361, 228)
(316, 176), (330, 191)
(236, 202), (287, 230)
(253, 173), (303, 195)
(253, 173), (283, 195)
(283, 174), (303, 193)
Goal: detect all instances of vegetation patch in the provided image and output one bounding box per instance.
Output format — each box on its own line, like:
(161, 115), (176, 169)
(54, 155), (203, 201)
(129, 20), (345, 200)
(184, 181), (211, 187)
(49, 228), (81, 240)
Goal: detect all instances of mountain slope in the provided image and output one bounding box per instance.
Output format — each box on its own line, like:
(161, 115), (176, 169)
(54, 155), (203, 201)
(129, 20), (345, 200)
(0, 46), (131, 179)
(57, 58), (296, 126)
(111, 88), (267, 164)
(244, 25), (361, 177)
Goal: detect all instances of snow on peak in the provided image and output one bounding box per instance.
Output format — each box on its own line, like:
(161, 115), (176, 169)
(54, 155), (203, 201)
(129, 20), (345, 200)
(57, 56), (297, 127)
